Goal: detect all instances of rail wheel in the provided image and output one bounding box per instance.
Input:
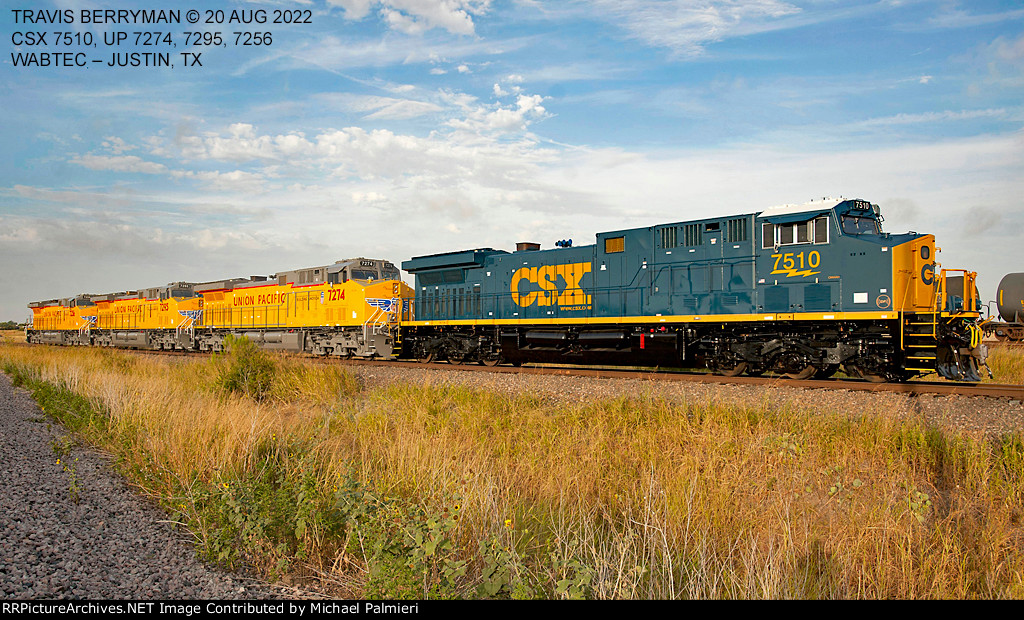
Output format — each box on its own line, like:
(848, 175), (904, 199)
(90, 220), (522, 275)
(718, 361), (748, 377)
(709, 350), (747, 377)
(480, 355), (502, 367)
(417, 352), (434, 363)
(813, 364), (839, 380)
(783, 365), (817, 380)
(776, 351), (817, 380)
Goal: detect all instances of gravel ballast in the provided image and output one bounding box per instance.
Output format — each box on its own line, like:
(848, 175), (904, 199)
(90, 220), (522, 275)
(0, 372), (304, 600)
(344, 363), (1024, 437)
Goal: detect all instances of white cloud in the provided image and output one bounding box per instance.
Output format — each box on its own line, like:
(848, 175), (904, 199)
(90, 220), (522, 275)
(588, 0), (802, 57)
(352, 191), (388, 204)
(329, 0), (376, 19)
(921, 7), (1024, 31)
(365, 99), (445, 119)
(101, 137), (135, 154)
(71, 154), (167, 175)
(857, 108), (1010, 127)
(329, 0), (491, 35)
(446, 93), (548, 134)
(7, 128), (1023, 320)
(180, 170), (268, 193)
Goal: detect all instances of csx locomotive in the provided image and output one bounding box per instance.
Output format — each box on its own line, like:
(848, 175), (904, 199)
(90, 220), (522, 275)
(26, 198), (988, 382)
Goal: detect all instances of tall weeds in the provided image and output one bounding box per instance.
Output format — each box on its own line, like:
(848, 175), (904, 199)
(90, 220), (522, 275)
(2, 342), (1023, 599)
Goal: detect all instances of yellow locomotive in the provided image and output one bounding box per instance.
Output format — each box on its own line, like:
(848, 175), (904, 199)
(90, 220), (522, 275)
(27, 258), (413, 359)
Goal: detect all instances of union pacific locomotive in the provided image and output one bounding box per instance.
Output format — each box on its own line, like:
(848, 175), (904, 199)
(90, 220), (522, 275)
(25, 198), (989, 382)
(28, 258), (414, 359)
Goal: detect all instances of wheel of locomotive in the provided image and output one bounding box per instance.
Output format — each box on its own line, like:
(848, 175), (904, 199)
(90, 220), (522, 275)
(842, 363), (863, 379)
(846, 355), (893, 382)
(417, 351), (434, 363)
(449, 356), (465, 365)
(813, 364), (839, 380)
(717, 361), (748, 377)
(480, 355), (502, 367)
(783, 365), (818, 380)
(776, 351), (817, 380)
(709, 350), (747, 377)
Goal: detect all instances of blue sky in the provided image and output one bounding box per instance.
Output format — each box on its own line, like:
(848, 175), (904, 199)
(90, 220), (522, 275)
(1, 0), (1022, 321)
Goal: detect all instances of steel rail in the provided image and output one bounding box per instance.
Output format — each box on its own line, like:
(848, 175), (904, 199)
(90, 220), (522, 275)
(335, 359), (1024, 399)
(91, 348), (1024, 400)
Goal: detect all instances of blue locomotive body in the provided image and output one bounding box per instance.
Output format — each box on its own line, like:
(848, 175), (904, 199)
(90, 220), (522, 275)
(405, 199), (921, 322)
(401, 198), (986, 381)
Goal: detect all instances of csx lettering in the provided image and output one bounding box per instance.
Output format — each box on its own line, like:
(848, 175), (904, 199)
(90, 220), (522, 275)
(510, 262), (591, 307)
(12, 32), (48, 45)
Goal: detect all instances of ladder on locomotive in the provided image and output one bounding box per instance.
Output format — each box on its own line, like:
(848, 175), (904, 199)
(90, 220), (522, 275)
(362, 299), (398, 351)
(900, 284), (942, 375)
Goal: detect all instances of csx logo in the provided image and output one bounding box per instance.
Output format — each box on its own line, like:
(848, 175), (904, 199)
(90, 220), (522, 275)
(510, 262), (592, 307)
(921, 263), (935, 286)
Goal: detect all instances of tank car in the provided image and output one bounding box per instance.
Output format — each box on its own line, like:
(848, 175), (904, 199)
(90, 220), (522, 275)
(400, 198), (988, 382)
(981, 273), (1024, 342)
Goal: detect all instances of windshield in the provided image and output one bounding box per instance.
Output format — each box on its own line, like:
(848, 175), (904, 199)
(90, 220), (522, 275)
(841, 215), (880, 235)
(351, 269), (378, 281)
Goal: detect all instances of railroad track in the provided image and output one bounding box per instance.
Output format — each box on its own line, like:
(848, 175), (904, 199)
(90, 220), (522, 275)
(338, 359), (1024, 400)
(125, 348), (1024, 399)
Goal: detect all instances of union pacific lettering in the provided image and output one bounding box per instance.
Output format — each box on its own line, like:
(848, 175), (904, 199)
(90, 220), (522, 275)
(233, 291), (286, 306)
(510, 262), (592, 308)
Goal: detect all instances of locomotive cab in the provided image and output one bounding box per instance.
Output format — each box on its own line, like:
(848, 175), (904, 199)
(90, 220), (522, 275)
(839, 200), (883, 235)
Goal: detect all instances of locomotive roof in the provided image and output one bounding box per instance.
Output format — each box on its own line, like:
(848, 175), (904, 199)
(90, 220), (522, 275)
(757, 197), (846, 218)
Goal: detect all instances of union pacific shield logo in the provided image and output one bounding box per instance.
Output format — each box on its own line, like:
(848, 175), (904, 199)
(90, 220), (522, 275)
(367, 298), (398, 313)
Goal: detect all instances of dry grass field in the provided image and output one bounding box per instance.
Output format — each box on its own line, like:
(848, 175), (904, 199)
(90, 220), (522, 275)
(1, 337), (1022, 599)
(986, 344), (1024, 384)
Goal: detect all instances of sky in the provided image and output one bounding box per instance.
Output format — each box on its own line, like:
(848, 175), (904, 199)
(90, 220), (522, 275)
(1, 0), (1022, 322)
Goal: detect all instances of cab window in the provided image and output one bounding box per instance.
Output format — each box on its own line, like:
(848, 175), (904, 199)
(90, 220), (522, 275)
(841, 215), (880, 235)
